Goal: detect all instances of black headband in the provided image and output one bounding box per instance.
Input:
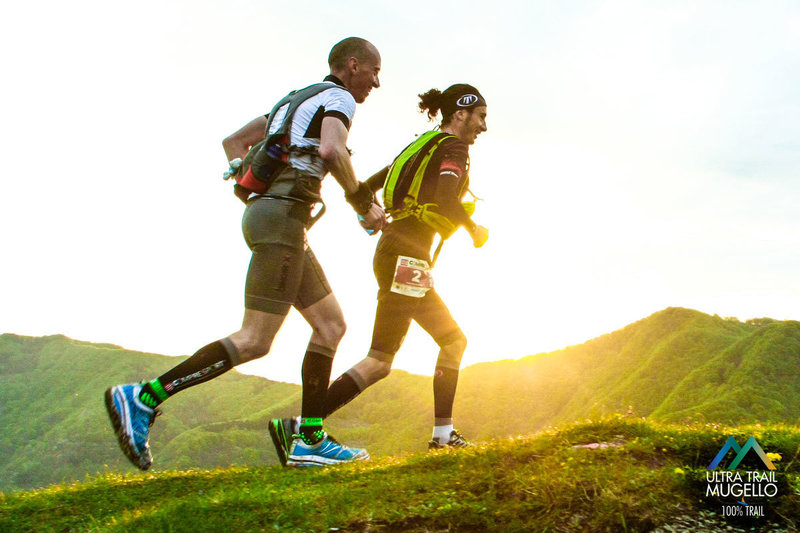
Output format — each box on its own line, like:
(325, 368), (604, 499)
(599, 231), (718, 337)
(441, 85), (486, 118)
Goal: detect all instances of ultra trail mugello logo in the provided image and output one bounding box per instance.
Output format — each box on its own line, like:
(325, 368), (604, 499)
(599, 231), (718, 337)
(707, 436), (776, 471)
(705, 435), (779, 519)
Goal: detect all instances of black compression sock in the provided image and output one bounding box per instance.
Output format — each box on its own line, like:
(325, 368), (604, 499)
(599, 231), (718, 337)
(300, 348), (334, 444)
(150, 340), (234, 400)
(299, 417), (324, 445)
(323, 372), (362, 418)
(138, 380), (168, 408)
(433, 366), (460, 420)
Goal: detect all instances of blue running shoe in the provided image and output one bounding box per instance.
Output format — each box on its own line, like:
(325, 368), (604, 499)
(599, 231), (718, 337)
(287, 434), (369, 467)
(104, 384), (158, 471)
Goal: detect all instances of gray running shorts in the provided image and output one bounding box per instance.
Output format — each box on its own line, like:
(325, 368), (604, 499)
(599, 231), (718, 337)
(241, 197), (331, 315)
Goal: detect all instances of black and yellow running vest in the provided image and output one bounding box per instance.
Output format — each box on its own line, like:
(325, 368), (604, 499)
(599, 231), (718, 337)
(383, 131), (473, 238)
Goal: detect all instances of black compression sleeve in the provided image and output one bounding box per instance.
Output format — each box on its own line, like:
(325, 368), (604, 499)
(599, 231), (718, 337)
(432, 139), (472, 228)
(365, 166), (389, 193)
(434, 173), (473, 228)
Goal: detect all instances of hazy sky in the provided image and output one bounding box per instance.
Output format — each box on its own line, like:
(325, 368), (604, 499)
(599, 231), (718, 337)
(2, 1), (799, 384)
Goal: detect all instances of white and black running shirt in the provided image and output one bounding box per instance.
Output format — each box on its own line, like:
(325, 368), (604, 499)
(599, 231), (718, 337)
(267, 75), (355, 179)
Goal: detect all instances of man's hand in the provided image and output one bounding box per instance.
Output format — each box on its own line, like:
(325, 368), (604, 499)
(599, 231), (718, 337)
(469, 225), (489, 248)
(359, 203), (386, 234)
(318, 117), (386, 233)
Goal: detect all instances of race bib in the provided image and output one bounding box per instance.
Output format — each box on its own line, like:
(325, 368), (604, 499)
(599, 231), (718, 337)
(391, 256), (433, 298)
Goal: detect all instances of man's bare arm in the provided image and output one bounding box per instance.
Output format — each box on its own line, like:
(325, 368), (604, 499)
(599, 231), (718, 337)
(318, 116), (359, 194)
(222, 115), (268, 162)
(318, 116), (385, 231)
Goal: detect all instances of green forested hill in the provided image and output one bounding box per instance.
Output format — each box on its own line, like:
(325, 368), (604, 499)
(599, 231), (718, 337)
(455, 307), (800, 442)
(2, 307), (799, 493)
(0, 335), (301, 492)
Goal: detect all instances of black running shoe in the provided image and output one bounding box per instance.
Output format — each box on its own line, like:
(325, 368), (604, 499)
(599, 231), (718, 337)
(428, 429), (473, 450)
(268, 418), (296, 466)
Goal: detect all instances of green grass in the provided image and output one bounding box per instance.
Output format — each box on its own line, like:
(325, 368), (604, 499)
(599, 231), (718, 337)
(2, 417), (798, 533)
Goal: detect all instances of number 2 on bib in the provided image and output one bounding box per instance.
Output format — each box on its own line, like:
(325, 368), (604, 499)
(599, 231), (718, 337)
(391, 256), (433, 298)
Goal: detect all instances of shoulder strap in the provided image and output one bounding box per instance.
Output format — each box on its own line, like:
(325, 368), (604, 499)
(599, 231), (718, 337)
(383, 131), (455, 212)
(263, 82), (340, 147)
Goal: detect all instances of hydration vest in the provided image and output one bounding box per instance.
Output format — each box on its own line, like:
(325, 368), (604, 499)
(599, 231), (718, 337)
(232, 82), (338, 202)
(383, 131), (471, 238)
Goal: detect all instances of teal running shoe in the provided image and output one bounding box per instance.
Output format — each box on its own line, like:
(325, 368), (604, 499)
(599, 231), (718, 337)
(287, 434), (369, 467)
(268, 418), (297, 467)
(428, 429), (473, 450)
(104, 384), (158, 470)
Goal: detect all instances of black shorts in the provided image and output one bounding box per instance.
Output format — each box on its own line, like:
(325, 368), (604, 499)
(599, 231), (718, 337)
(368, 250), (463, 363)
(241, 196), (331, 315)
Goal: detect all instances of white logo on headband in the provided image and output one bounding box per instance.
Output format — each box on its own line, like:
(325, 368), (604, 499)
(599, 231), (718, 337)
(457, 94), (479, 107)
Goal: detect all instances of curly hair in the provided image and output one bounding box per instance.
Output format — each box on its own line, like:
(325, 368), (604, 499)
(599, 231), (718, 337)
(417, 88), (443, 121)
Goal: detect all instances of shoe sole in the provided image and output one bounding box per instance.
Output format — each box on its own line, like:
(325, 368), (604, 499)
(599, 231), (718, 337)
(104, 387), (152, 471)
(267, 420), (289, 467)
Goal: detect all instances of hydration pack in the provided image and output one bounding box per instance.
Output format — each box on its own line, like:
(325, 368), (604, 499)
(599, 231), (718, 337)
(230, 82), (337, 202)
(383, 131), (470, 238)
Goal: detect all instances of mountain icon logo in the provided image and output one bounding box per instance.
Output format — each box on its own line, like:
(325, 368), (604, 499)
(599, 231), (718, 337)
(707, 436), (776, 470)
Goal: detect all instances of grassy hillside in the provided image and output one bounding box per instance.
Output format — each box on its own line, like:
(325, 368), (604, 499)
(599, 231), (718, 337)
(0, 334), (301, 491)
(3, 307), (799, 493)
(2, 418), (798, 532)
